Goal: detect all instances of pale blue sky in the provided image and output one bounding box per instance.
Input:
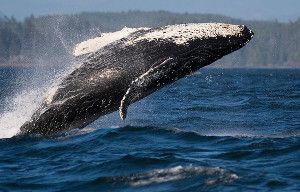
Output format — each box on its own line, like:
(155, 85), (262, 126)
(1, 0), (299, 22)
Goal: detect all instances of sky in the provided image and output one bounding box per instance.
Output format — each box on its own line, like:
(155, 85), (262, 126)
(1, 0), (300, 22)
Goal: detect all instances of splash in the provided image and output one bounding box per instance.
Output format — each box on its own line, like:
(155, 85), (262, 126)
(0, 90), (44, 138)
(0, 16), (90, 139)
(0, 61), (84, 139)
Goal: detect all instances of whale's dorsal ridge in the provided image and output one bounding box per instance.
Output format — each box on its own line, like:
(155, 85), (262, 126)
(129, 23), (245, 46)
(73, 27), (150, 57)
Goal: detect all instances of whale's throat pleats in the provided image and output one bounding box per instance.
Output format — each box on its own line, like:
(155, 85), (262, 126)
(119, 58), (176, 120)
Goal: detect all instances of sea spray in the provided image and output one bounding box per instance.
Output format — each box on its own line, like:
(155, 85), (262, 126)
(0, 16), (92, 138)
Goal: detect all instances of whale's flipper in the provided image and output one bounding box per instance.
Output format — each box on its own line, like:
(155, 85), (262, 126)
(119, 58), (176, 120)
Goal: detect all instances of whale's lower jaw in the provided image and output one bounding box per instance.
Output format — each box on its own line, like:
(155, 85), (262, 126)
(19, 23), (253, 136)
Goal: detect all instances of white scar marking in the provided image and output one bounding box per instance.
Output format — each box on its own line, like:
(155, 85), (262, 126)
(99, 68), (120, 79)
(45, 86), (59, 104)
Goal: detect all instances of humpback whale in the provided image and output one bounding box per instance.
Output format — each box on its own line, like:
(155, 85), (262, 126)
(19, 23), (254, 135)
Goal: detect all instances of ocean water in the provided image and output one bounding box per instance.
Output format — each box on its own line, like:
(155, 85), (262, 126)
(0, 67), (299, 191)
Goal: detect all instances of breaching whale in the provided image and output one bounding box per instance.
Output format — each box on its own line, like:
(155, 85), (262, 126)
(19, 23), (253, 135)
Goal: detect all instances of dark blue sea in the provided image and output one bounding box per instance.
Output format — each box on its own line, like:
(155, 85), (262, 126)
(0, 67), (299, 191)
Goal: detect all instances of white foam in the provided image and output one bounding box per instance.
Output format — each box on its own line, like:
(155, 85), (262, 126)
(73, 27), (149, 57)
(128, 165), (239, 187)
(130, 23), (244, 45)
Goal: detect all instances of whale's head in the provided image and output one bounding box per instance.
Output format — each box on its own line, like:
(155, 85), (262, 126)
(73, 23), (253, 94)
(74, 23), (253, 74)
(128, 23), (254, 75)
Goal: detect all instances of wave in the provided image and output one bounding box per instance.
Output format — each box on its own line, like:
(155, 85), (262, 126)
(3, 120), (299, 141)
(127, 165), (238, 186)
(80, 165), (238, 188)
(24, 124), (300, 140)
(104, 125), (300, 139)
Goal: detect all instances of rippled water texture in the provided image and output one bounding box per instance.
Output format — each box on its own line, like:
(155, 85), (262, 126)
(0, 68), (299, 191)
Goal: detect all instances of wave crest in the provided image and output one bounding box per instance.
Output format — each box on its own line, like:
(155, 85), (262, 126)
(127, 165), (238, 186)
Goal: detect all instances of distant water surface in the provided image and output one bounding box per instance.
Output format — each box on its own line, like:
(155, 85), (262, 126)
(0, 68), (299, 191)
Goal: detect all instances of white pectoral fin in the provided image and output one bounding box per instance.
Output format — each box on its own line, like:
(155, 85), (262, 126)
(119, 58), (175, 120)
(119, 86), (135, 120)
